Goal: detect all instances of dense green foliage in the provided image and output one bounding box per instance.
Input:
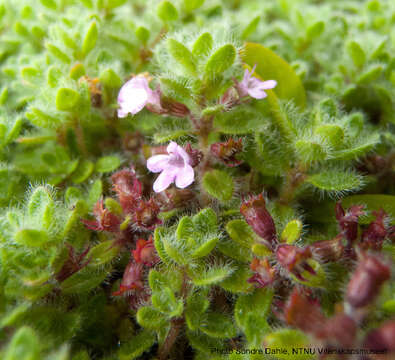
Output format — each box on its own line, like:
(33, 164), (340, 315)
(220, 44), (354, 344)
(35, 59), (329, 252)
(0, 0), (394, 359)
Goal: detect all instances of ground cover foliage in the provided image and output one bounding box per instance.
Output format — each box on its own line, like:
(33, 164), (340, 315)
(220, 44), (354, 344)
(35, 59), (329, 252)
(0, 0), (395, 359)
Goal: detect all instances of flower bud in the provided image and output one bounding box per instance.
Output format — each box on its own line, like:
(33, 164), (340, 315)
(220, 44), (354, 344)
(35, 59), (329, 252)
(346, 254), (390, 308)
(81, 199), (121, 232)
(310, 235), (345, 263)
(122, 131), (144, 152)
(248, 258), (276, 288)
(210, 138), (243, 167)
(361, 210), (388, 251)
(275, 244), (315, 281)
(184, 143), (203, 168)
(321, 314), (357, 348)
(220, 86), (239, 109)
(132, 237), (159, 267)
(363, 320), (395, 356)
(283, 288), (326, 335)
(335, 202), (365, 244)
(133, 198), (162, 230)
(79, 75), (102, 107)
(111, 168), (142, 214)
(240, 194), (277, 246)
(160, 97), (190, 118)
(155, 187), (195, 211)
(112, 262), (144, 296)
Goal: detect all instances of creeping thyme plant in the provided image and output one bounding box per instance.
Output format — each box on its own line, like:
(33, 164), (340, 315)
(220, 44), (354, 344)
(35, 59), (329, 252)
(1, 0), (395, 359)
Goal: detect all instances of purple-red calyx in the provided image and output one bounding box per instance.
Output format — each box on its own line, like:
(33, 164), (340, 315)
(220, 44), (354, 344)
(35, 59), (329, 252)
(346, 253), (390, 308)
(112, 262), (144, 296)
(275, 244), (316, 281)
(211, 138), (243, 167)
(240, 194), (277, 247)
(360, 209), (389, 251)
(81, 199), (121, 232)
(248, 258), (276, 288)
(133, 198), (162, 230)
(132, 237), (159, 267)
(335, 202), (365, 244)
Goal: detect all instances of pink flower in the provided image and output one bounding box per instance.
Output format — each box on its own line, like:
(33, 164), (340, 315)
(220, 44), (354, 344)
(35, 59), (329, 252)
(117, 75), (161, 117)
(237, 65), (277, 99)
(147, 142), (194, 193)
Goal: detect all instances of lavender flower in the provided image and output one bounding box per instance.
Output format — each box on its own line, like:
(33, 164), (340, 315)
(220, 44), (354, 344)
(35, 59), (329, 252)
(147, 142), (194, 193)
(117, 75), (161, 117)
(237, 65), (277, 99)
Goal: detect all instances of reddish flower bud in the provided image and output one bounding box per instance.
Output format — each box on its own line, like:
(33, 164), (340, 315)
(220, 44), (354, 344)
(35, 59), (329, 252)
(321, 314), (357, 348)
(361, 209), (388, 251)
(211, 138), (243, 167)
(79, 75), (102, 107)
(122, 131), (144, 152)
(81, 199), (121, 232)
(112, 262), (144, 296)
(276, 244), (315, 281)
(335, 202), (365, 244)
(220, 86), (239, 109)
(248, 258), (276, 288)
(184, 143), (203, 168)
(155, 187), (195, 211)
(310, 235), (345, 263)
(283, 288), (326, 335)
(240, 194), (277, 246)
(132, 237), (159, 267)
(133, 198), (162, 230)
(363, 320), (395, 355)
(159, 96), (190, 118)
(111, 168), (142, 214)
(346, 254), (390, 308)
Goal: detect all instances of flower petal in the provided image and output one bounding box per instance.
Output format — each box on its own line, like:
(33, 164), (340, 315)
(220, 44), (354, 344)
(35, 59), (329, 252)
(175, 164), (194, 189)
(153, 168), (177, 193)
(248, 86), (268, 99)
(167, 141), (178, 154)
(147, 155), (169, 173)
(117, 77), (150, 117)
(260, 80), (277, 90)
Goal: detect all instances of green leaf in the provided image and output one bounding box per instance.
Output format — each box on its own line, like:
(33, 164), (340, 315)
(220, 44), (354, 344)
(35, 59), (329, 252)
(135, 26), (150, 44)
(151, 287), (184, 317)
(192, 32), (213, 57)
(220, 264), (253, 293)
(87, 179), (102, 207)
(280, 219), (303, 244)
(40, 0), (57, 9)
(87, 241), (120, 266)
(189, 264), (234, 286)
(95, 156), (121, 173)
(46, 43), (71, 63)
(226, 219), (255, 248)
(295, 140), (327, 163)
(82, 21), (98, 57)
(15, 229), (49, 247)
(265, 329), (314, 360)
(192, 208), (217, 234)
(4, 326), (40, 360)
(99, 68), (122, 88)
(69, 63), (86, 80)
(357, 64), (383, 85)
(217, 238), (253, 263)
(202, 170), (234, 202)
(205, 44), (236, 76)
(307, 169), (364, 193)
(242, 42), (306, 108)
(183, 0), (205, 12)
(28, 185), (55, 229)
(185, 289), (209, 330)
(136, 306), (167, 329)
(242, 16), (260, 39)
(167, 38), (197, 76)
(71, 160), (94, 183)
(306, 21), (325, 39)
(157, 1), (178, 22)
(347, 40), (366, 68)
(148, 268), (183, 294)
(60, 268), (107, 294)
(56, 88), (80, 111)
(199, 312), (236, 339)
(118, 330), (155, 360)
(25, 108), (60, 128)
(314, 124), (344, 149)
